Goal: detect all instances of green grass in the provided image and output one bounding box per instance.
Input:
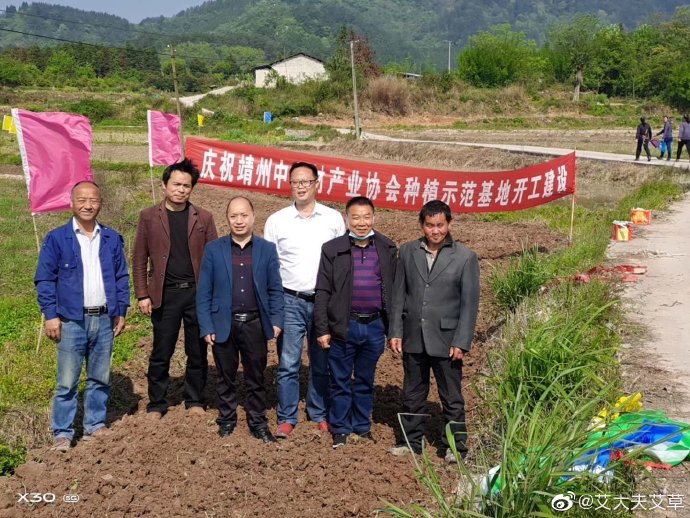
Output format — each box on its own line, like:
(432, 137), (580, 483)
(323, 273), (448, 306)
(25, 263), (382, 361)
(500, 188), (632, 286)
(489, 247), (551, 313)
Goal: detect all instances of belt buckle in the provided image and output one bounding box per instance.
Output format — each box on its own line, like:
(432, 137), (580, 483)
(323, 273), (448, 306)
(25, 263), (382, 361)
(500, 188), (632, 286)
(84, 306), (104, 315)
(300, 291), (315, 302)
(233, 313), (249, 322)
(179, 282), (191, 289)
(352, 311), (379, 324)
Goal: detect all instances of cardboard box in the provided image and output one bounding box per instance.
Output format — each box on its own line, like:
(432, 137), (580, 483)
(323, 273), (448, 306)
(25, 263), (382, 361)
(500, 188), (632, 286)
(612, 221), (633, 241)
(630, 208), (651, 225)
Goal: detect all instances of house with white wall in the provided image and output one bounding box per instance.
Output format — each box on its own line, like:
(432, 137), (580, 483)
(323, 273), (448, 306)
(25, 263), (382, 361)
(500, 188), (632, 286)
(253, 53), (327, 88)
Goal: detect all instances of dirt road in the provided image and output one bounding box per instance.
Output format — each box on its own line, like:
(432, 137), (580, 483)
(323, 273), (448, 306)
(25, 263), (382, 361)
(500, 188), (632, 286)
(611, 194), (690, 517)
(611, 195), (690, 411)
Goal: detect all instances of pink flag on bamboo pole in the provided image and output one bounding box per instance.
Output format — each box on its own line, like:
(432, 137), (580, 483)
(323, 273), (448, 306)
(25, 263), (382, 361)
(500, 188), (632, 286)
(148, 110), (182, 167)
(12, 108), (93, 214)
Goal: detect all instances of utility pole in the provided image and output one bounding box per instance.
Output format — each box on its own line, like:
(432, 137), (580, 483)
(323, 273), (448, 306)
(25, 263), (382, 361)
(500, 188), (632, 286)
(446, 40), (452, 72)
(168, 44), (185, 155)
(350, 40), (361, 139)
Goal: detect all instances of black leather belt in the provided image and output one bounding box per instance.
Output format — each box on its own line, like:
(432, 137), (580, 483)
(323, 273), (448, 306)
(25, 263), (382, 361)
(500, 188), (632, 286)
(284, 288), (315, 302)
(84, 305), (108, 315)
(165, 281), (195, 289)
(350, 310), (381, 324)
(232, 311), (259, 323)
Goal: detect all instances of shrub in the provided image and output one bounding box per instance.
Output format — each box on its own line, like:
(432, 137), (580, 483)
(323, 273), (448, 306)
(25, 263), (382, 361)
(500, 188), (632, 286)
(663, 62), (690, 111)
(458, 25), (543, 88)
(0, 443), (26, 476)
(367, 76), (411, 116)
(65, 98), (116, 122)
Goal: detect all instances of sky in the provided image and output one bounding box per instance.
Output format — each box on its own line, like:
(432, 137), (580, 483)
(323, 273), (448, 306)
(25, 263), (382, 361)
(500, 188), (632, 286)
(0, 0), (208, 23)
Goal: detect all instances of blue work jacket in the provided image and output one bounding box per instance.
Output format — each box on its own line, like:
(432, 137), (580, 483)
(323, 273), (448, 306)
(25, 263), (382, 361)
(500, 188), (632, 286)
(34, 219), (130, 320)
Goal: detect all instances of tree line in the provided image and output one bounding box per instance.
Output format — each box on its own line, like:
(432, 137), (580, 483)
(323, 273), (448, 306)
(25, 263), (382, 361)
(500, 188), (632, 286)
(3, 10), (690, 112)
(455, 9), (690, 109)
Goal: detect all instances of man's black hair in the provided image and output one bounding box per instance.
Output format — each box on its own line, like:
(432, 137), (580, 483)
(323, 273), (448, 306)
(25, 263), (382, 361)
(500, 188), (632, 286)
(162, 158), (200, 186)
(418, 200), (452, 224)
(346, 196), (375, 213)
(288, 161), (318, 179)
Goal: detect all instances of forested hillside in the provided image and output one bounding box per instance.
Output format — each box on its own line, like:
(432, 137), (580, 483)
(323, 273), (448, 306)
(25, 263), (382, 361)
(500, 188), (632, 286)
(1, 0), (688, 67)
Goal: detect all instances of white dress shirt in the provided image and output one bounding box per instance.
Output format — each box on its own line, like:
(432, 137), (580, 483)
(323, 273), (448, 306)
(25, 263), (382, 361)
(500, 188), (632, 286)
(72, 218), (107, 308)
(263, 202), (345, 292)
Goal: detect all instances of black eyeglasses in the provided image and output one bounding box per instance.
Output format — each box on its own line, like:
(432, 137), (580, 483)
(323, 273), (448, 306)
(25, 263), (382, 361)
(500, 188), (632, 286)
(290, 179), (318, 188)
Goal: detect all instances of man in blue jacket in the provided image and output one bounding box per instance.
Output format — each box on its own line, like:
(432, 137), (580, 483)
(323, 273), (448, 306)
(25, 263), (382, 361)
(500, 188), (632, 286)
(196, 196), (284, 442)
(35, 181), (129, 452)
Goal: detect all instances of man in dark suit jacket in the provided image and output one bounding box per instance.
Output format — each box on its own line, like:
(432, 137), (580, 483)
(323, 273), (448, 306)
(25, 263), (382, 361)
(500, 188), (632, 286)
(388, 200), (480, 463)
(196, 196), (284, 442)
(132, 159), (218, 419)
(314, 196), (397, 449)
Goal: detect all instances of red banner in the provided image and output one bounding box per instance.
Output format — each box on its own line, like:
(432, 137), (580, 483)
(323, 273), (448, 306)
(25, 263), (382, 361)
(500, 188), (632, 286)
(187, 137), (576, 213)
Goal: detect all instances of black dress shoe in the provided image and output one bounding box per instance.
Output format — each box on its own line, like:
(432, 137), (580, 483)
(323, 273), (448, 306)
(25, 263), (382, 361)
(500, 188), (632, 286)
(218, 424), (235, 438)
(250, 428), (277, 443)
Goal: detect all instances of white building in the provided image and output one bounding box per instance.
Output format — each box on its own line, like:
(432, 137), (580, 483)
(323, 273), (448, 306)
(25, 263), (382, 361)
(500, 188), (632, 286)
(253, 54), (327, 88)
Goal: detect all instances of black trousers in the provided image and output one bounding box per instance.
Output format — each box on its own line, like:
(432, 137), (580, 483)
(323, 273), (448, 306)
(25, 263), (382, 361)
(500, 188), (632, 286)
(400, 352), (467, 454)
(635, 139), (651, 159)
(677, 139), (690, 160)
(213, 317), (268, 430)
(147, 286), (207, 412)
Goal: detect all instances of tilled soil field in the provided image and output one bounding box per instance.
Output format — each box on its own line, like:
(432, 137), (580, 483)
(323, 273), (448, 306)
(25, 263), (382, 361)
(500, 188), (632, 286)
(0, 179), (566, 517)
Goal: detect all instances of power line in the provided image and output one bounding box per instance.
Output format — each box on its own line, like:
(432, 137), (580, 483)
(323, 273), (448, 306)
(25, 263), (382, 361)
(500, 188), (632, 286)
(0, 27), (168, 56)
(0, 9), (256, 64)
(0, 7), (169, 39)
(0, 27), (250, 64)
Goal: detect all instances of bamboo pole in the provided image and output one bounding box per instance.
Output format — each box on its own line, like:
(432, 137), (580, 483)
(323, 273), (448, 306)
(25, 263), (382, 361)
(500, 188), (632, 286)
(568, 150), (577, 245)
(32, 214), (45, 353)
(149, 166), (156, 203)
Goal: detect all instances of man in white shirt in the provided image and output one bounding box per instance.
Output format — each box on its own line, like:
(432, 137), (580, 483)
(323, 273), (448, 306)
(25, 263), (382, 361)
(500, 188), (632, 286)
(264, 162), (346, 438)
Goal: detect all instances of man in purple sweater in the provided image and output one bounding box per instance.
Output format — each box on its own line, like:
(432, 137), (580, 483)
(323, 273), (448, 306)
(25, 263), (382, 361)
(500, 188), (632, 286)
(314, 196), (397, 449)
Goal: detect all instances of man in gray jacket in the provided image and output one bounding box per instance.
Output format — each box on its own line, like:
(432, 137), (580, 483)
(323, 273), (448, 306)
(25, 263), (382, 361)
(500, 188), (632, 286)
(388, 200), (480, 463)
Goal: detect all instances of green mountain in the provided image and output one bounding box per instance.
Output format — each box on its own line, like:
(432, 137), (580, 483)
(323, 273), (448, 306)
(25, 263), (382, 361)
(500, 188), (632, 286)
(1, 0), (688, 69)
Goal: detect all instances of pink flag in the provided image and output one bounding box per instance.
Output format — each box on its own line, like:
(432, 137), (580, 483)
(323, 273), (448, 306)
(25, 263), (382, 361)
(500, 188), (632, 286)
(148, 110), (182, 167)
(12, 109), (93, 214)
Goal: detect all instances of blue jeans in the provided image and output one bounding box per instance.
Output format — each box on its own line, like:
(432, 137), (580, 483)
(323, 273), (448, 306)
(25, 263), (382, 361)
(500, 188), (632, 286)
(276, 293), (329, 425)
(663, 138), (673, 158)
(328, 318), (385, 435)
(52, 315), (114, 440)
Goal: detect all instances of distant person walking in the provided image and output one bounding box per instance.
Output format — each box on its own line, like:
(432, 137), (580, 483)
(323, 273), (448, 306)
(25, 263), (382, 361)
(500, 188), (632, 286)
(676, 114), (690, 161)
(635, 117), (652, 162)
(655, 116), (673, 161)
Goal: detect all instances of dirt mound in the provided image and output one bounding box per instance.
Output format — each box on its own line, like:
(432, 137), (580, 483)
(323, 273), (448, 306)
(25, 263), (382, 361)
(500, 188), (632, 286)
(0, 179), (566, 516)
